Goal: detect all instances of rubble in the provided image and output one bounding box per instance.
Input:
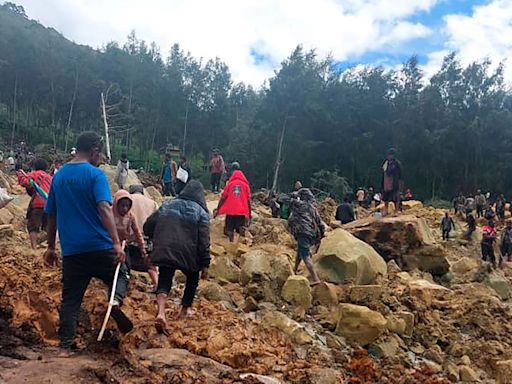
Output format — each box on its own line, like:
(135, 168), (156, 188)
(335, 303), (387, 345)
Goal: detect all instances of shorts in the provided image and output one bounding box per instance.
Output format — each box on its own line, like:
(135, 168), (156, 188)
(27, 207), (46, 233)
(225, 215), (246, 234)
(296, 235), (311, 260)
(382, 190), (399, 203)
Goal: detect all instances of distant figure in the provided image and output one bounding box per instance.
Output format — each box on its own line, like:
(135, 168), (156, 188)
(475, 190), (486, 218)
(465, 195), (475, 217)
(405, 188), (412, 201)
(17, 158), (52, 249)
(500, 220), (512, 264)
(356, 188), (365, 207)
(215, 169), (251, 242)
(161, 153), (177, 197)
(115, 153), (129, 190)
(496, 194), (506, 220)
(481, 220), (497, 267)
(464, 213), (476, 239)
(52, 159), (63, 176)
(294, 180), (303, 192)
(145, 181), (210, 335)
(283, 188), (323, 285)
(381, 148), (402, 216)
(453, 193), (465, 215)
(363, 187), (374, 209)
(440, 212), (455, 241)
(175, 155), (191, 195)
(209, 149), (225, 193)
(336, 197), (355, 224)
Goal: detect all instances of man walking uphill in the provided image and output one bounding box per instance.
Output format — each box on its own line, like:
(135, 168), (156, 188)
(209, 149), (225, 193)
(44, 132), (132, 357)
(381, 148), (402, 216)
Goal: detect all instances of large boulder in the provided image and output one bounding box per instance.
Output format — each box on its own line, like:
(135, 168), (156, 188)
(335, 304), (387, 345)
(312, 282), (339, 307)
(485, 271), (511, 300)
(100, 164), (140, 193)
(262, 310), (313, 345)
(209, 255), (241, 283)
(345, 215), (449, 275)
(281, 276), (312, 310)
(144, 186), (163, 204)
(314, 228), (386, 285)
(240, 250), (293, 286)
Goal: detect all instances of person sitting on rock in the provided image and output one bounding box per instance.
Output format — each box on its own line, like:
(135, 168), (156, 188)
(214, 166), (251, 242)
(17, 158), (52, 250)
(335, 196), (355, 224)
(113, 189), (157, 289)
(481, 220), (497, 268)
(500, 220), (512, 264)
(144, 180), (210, 334)
(441, 212), (455, 241)
(282, 188), (323, 285)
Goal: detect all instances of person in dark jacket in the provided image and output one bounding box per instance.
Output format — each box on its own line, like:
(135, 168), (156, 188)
(441, 212), (455, 241)
(283, 188), (323, 285)
(381, 148), (403, 216)
(144, 180), (210, 335)
(335, 197), (355, 224)
(464, 212), (476, 239)
(500, 219), (512, 263)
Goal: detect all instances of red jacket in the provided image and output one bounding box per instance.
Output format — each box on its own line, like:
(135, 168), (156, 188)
(218, 170), (251, 218)
(17, 170), (52, 209)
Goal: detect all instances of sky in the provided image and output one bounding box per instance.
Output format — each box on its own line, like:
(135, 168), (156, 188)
(14, 0), (512, 86)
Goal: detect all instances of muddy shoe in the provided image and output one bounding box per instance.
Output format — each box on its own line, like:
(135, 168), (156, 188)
(111, 306), (133, 334)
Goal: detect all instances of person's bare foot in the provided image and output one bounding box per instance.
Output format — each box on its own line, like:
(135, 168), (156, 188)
(155, 316), (170, 336)
(178, 307), (196, 319)
(57, 348), (73, 358)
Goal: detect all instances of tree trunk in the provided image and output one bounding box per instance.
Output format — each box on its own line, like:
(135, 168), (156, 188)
(182, 100), (189, 154)
(10, 74), (17, 149)
(65, 67), (79, 153)
(271, 114), (289, 194)
(101, 92), (111, 162)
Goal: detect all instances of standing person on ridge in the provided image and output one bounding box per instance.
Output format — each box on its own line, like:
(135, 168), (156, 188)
(175, 155), (191, 195)
(17, 158), (52, 250)
(161, 153), (177, 197)
(44, 132), (132, 357)
(500, 219), (512, 264)
(215, 165), (251, 242)
(115, 153), (129, 190)
(475, 190), (486, 219)
(381, 148), (402, 216)
(465, 195), (475, 217)
(464, 212), (476, 239)
(209, 149), (225, 193)
(440, 212), (455, 241)
(481, 219), (498, 268)
(144, 180), (210, 335)
(496, 194), (506, 221)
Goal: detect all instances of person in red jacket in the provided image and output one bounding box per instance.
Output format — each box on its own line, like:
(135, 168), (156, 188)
(214, 167), (251, 242)
(17, 158), (52, 249)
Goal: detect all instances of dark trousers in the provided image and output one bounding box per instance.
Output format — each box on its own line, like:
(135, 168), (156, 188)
(175, 181), (186, 195)
(476, 205), (484, 218)
(156, 267), (200, 307)
(211, 173), (222, 192)
(442, 229), (451, 240)
(481, 242), (496, 264)
(59, 250), (129, 349)
(163, 181), (176, 197)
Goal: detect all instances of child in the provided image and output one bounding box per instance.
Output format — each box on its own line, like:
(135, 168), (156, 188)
(481, 220), (497, 268)
(17, 158), (52, 249)
(113, 190), (158, 288)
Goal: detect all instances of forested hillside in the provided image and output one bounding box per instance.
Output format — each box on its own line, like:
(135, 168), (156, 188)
(1, 2), (512, 199)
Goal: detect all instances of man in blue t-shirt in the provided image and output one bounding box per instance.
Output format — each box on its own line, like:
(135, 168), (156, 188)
(44, 131), (133, 357)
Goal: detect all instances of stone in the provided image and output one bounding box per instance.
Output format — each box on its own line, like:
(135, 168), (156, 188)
(325, 332), (344, 349)
(100, 164), (140, 194)
(386, 315), (406, 335)
(209, 255), (241, 283)
(496, 360), (512, 384)
(244, 296), (260, 312)
(459, 365), (478, 382)
(460, 355), (471, 366)
(210, 244), (226, 257)
(144, 186), (163, 204)
(369, 335), (401, 358)
(262, 310), (313, 345)
(240, 250), (272, 285)
(445, 362), (460, 382)
(349, 285), (382, 303)
(0, 208), (14, 225)
(424, 348), (444, 364)
(239, 374), (283, 384)
(314, 228), (387, 285)
(308, 367), (343, 384)
(401, 200), (423, 210)
(0, 224), (14, 239)
(335, 304), (387, 345)
(312, 282), (339, 307)
(281, 276), (312, 310)
(451, 257), (479, 275)
(402, 245), (451, 276)
(198, 281), (232, 303)
(485, 271), (511, 300)
(424, 361), (443, 374)
(408, 279), (449, 306)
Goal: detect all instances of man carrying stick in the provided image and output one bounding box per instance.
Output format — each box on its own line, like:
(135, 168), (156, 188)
(44, 131), (132, 357)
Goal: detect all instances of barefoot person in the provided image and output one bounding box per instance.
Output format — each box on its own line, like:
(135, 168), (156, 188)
(113, 190), (158, 289)
(44, 132), (132, 357)
(144, 180), (210, 335)
(381, 148), (402, 216)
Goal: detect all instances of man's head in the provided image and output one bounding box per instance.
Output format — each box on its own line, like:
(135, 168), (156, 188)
(477, 189), (481, 194)
(387, 148), (396, 161)
(294, 180), (303, 191)
(489, 220), (495, 228)
(33, 158), (48, 172)
(75, 132), (103, 166)
(344, 196), (350, 203)
(231, 161), (240, 171)
(180, 155), (187, 164)
(165, 153), (171, 161)
(121, 153), (128, 161)
(129, 184), (144, 195)
(212, 149), (220, 157)
(445, 212), (449, 218)
(117, 197), (132, 217)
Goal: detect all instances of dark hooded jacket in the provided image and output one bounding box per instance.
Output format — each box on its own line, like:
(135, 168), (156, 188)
(283, 188), (324, 241)
(144, 180), (210, 272)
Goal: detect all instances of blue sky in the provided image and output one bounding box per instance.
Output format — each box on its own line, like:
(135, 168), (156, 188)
(15, 0), (512, 85)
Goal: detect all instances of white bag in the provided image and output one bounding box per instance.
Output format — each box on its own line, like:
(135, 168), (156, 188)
(176, 167), (189, 183)
(0, 188), (14, 209)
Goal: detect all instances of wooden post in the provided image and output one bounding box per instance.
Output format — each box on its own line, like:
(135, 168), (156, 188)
(101, 92), (111, 162)
(271, 114), (290, 194)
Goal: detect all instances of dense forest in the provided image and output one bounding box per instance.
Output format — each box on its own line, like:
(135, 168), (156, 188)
(1, 2), (512, 200)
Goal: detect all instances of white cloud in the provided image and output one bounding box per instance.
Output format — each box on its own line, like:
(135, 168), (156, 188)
(17, 0), (437, 85)
(424, 0), (512, 82)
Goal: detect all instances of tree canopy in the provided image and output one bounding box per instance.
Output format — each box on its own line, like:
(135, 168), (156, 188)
(1, 3), (512, 199)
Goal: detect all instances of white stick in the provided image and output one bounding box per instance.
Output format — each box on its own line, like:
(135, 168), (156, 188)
(101, 92), (111, 163)
(97, 241), (125, 341)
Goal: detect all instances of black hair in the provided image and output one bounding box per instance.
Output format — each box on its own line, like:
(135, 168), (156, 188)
(33, 158), (48, 171)
(121, 153), (128, 160)
(76, 131), (103, 153)
(387, 148), (396, 156)
(343, 196), (350, 203)
(165, 153), (171, 159)
(180, 155), (187, 162)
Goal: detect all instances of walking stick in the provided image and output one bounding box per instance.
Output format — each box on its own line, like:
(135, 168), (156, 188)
(97, 241), (125, 341)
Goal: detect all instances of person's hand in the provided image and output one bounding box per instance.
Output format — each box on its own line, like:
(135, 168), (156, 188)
(114, 242), (126, 264)
(213, 209), (218, 218)
(43, 248), (59, 268)
(201, 268), (208, 280)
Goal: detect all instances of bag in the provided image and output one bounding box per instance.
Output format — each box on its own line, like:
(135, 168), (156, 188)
(0, 188), (14, 209)
(126, 243), (149, 272)
(177, 167), (189, 183)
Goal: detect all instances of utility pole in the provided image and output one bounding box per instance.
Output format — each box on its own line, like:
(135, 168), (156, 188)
(101, 92), (111, 163)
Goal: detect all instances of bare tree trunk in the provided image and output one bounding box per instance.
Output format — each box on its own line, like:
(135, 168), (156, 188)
(101, 92), (111, 162)
(10, 74), (17, 150)
(65, 67), (79, 153)
(271, 114), (289, 194)
(182, 100), (189, 154)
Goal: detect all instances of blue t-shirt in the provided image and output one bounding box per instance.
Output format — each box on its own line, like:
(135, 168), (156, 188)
(162, 161), (171, 183)
(45, 162), (113, 256)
